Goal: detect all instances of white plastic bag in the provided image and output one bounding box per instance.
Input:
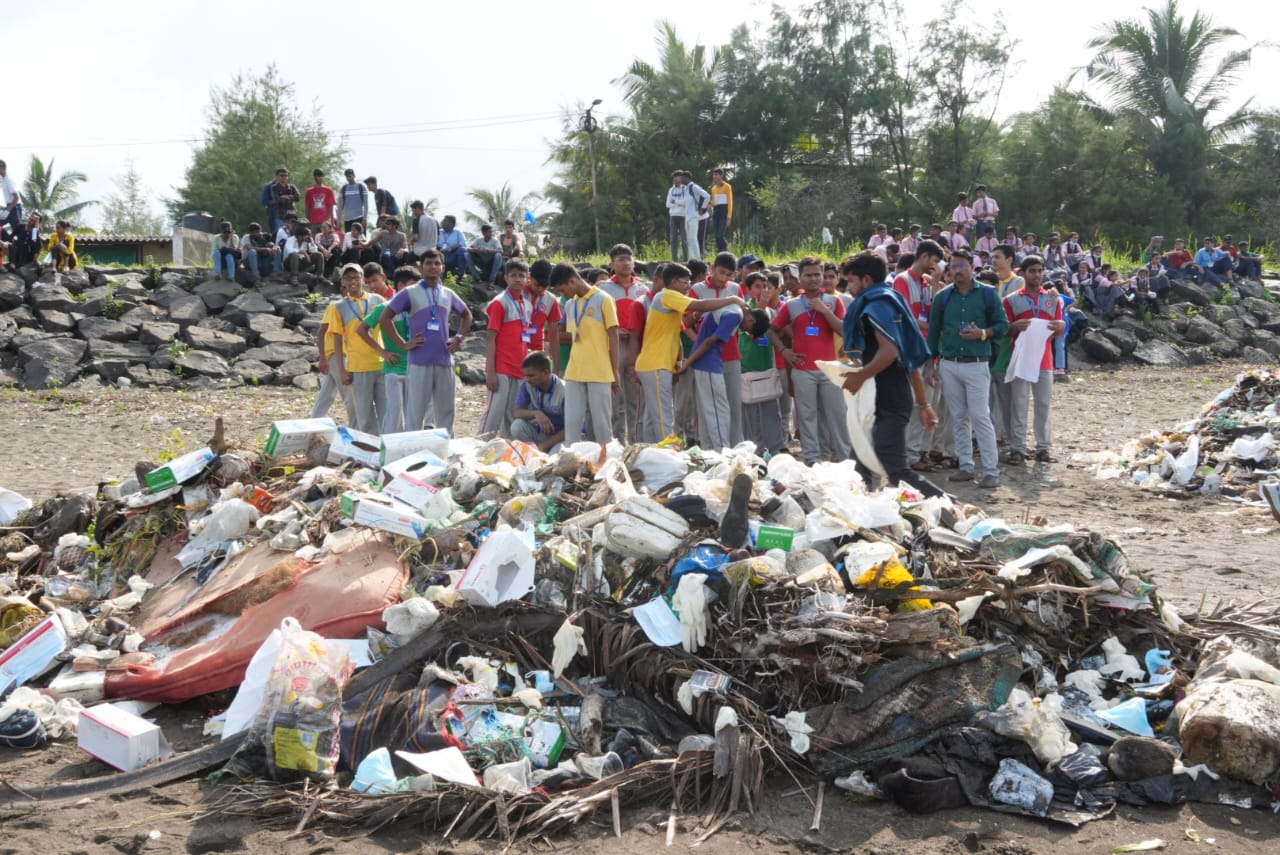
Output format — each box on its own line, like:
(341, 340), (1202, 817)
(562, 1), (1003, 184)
(632, 447), (690, 490)
(0, 488), (32, 526)
(978, 687), (1077, 766)
(383, 598), (440, 644)
(1228, 433), (1275, 462)
(1170, 434), (1199, 486)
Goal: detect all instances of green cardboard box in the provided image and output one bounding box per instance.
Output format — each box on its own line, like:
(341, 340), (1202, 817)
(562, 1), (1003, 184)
(755, 525), (794, 551)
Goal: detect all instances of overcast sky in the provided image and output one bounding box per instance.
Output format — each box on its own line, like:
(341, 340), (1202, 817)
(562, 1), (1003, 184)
(4, 0), (1277, 231)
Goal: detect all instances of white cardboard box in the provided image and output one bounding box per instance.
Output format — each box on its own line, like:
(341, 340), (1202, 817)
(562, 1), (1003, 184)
(0, 613), (69, 696)
(144, 447), (216, 492)
(264, 418), (338, 458)
(328, 427), (383, 469)
(78, 703), (163, 771)
(340, 492), (430, 539)
(380, 429), (451, 467)
(380, 448), (448, 484)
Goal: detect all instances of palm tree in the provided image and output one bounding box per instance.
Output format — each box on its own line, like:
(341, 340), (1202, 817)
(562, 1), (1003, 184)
(1082, 0), (1255, 228)
(22, 155), (97, 223)
(464, 183), (539, 231)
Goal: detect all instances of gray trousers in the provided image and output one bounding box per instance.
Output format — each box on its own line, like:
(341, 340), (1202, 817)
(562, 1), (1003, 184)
(480, 374), (520, 437)
(669, 216), (687, 261)
(405, 362), (456, 433)
(510, 417), (560, 450)
(989, 368), (1012, 443)
(287, 251), (323, 275)
(613, 338), (643, 444)
(565, 380), (613, 444)
(791, 369), (851, 463)
(722, 360), (743, 446)
(351, 369), (386, 436)
(311, 355), (356, 424)
(1008, 369), (1054, 454)
(939, 360), (999, 477)
(638, 369), (675, 443)
(674, 370), (697, 443)
(779, 372), (793, 439)
(743, 398), (784, 457)
(694, 370), (731, 450)
(907, 377), (953, 457)
(382, 373), (406, 434)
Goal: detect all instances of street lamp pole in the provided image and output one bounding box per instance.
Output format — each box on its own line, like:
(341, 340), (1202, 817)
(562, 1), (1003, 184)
(581, 99), (602, 255)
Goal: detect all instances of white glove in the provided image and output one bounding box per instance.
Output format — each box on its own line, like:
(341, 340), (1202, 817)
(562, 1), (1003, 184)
(672, 573), (709, 653)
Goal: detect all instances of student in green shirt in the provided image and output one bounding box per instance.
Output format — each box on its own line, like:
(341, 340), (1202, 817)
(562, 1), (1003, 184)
(739, 272), (785, 455)
(358, 265), (420, 433)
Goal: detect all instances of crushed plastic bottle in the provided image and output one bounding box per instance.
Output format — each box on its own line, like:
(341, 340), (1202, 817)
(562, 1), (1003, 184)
(988, 758), (1054, 816)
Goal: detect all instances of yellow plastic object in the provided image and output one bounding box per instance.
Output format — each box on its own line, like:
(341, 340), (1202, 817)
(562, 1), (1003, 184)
(0, 597), (44, 650)
(853, 558), (931, 612)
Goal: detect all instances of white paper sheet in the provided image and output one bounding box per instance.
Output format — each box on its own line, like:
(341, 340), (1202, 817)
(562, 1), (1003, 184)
(1005, 318), (1054, 384)
(396, 746), (480, 786)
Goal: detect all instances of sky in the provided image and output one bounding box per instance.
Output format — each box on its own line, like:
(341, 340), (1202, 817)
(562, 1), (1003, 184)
(4, 0), (1278, 232)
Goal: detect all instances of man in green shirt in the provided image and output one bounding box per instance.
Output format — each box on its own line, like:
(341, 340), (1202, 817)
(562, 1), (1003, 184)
(925, 249), (1008, 488)
(739, 272), (784, 455)
(358, 266), (421, 433)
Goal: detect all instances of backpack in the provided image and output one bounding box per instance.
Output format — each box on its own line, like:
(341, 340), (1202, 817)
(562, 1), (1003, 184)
(259, 181), (273, 207)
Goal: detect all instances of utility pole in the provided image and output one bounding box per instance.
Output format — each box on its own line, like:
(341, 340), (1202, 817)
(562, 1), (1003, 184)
(581, 99), (602, 255)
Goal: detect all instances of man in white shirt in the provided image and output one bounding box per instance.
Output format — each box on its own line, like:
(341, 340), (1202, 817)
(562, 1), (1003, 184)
(681, 170), (710, 261)
(337, 168), (369, 230)
(409, 200), (439, 262)
(972, 184), (999, 239)
(284, 226), (323, 285)
(665, 171), (688, 261)
(951, 193), (975, 240)
(0, 160), (21, 233)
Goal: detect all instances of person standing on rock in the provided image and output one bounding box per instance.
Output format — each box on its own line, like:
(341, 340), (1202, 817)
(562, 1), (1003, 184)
(338, 169), (369, 230)
(1002, 255), (1065, 465)
(267, 167), (300, 236)
(378, 249), (472, 433)
(480, 259), (535, 437)
(304, 169), (337, 235)
(0, 160), (21, 234)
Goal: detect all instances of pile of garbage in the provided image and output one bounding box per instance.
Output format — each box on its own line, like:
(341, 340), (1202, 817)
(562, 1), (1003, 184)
(1079, 369), (1280, 506)
(2, 417), (1280, 842)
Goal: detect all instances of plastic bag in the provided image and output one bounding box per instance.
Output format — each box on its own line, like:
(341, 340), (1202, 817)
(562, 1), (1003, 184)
(1169, 434), (1199, 486)
(978, 687), (1076, 766)
(228, 617), (353, 781)
(383, 598), (440, 644)
(0, 488), (32, 526)
(1228, 433), (1274, 462)
(988, 758), (1054, 816)
(632, 447), (690, 491)
(352, 746), (398, 794)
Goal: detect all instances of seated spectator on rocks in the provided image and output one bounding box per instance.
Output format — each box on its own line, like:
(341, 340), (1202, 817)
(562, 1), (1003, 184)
(1163, 238), (1192, 279)
(284, 226), (323, 285)
(469, 224), (504, 283)
(1089, 268), (1126, 316)
(438, 215), (477, 281)
(900, 224), (922, 255)
(315, 220), (343, 276)
(1221, 234), (1239, 261)
(211, 220), (240, 280)
(1142, 235), (1164, 265)
(373, 216), (408, 275)
(1085, 243), (1104, 271)
(975, 230), (999, 256)
(867, 223), (890, 250)
(499, 219), (523, 259)
(1129, 268), (1160, 311)
(342, 221), (375, 265)
(945, 220), (969, 253)
(240, 222), (277, 284)
(1042, 233), (1068, 276)
(408, 200), (439, 264)
(275, 211), (299, 254)
(1064, 231), (1085, 263)
(1020, 231), (1039, 258)
(1071, 260), (1094, 305)
(44, 220), (78, 271)
(1193, 236), (1235, 285)
(1003, 226), (1022, 252)
(9, 211), (42, 268)
(1235, 241), (1262, 280)
(1144, 255), (1170, 300)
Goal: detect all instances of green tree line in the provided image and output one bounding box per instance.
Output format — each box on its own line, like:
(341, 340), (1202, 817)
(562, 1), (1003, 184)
(543, 0), (1278, 256)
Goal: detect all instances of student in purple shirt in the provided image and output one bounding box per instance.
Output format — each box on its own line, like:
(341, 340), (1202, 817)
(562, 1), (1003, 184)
(378, 248), (474, 432)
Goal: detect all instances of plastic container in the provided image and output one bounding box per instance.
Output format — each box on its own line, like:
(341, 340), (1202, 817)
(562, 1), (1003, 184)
(987, 758), (1054, 816)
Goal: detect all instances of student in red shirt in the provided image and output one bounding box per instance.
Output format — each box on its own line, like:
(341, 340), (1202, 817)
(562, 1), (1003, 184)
(481, 259), (534, 436)
(304, 169), (337, 233)
(692, 252), (747, 445)
(1002, 254), (1066, 464)
(767, 256), (850, 464)
(526, 274), (563, 371)
(597, 243), (649, 443)
(1163, 238), (1193, 280)
(893, 240), (953, 470)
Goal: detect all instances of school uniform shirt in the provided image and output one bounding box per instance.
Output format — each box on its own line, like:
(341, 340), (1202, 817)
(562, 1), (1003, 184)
(738, 308), (776, 373)
(304, 184), (336, 226)
(891, 269), (931, 335)
(711, 182), (733, 218)
(998, 272), (1024, 300)
(486, 289), (535, 379)
(951, 204), (975, 228)
(515, 376), (567, 434)
(900, 235), (921, 255)
(636, 288), (696, 373)
(321, 292), (385, 373)
(598, 276), (650, 334)
(564, 286), (619, 384)
(692, 309), (741, 373)
(771, 294), (845, 371)
(363, 304), (409, 376)
(973, 196), (999, 222)
(283, 236), (318, 256)
(691, 280), (744, 362)
(386, 281), (467, 367)
(1003, 287), (1062, 372)
(528, 291), (562, 352)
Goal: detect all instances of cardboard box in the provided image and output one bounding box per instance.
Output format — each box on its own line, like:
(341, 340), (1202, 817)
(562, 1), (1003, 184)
(328, 427), (383, 469)
(0, 613), (69, 696)
(340, 491), (430, 539)
(144, 447), (216, 492)
(264, 418), (337, 458)
(380, 448), (448, 484)
(381, 474), (452, 519)
(455, 528), (535, 607)
(755, 525), (795, 551)
(78, 703), (163, 771)
(380, 428), (451, 467)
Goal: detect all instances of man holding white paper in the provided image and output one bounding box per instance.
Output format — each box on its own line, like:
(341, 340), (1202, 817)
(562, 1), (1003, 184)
(1002, 255), (1065, 465)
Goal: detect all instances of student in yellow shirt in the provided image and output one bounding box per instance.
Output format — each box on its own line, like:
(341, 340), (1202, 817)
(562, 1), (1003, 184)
(710, 168), (733, 252)
(321, 264), (386, 434)
(550, 262), (620, 444)
(635, 262), (746, 443)
(44, 220), (77, 271)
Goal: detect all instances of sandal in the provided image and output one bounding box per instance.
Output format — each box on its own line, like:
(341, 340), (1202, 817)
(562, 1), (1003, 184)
(937, 456), (960, 470)
(1003, 450), (1027, 465)
(911, 456), (940, 473)
(1035, 450), (1057, 463)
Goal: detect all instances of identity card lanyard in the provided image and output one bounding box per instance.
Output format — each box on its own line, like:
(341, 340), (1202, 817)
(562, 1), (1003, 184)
(343, 296), (369, 320)
(799, 295), (822, 337)
(424, 283), (444, 333)
(509, 290), (533, 343)
(572, 294), (588, 343)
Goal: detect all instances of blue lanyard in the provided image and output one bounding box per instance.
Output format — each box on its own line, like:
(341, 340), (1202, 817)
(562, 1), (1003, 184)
(506, 290), (528, 326)
(343, 296), (369, 318)
(421, 282), (441, 316)
(572, 293), (590, 331)
(799, 295), (821, 324)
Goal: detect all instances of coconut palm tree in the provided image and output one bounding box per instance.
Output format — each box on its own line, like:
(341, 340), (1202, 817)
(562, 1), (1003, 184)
(22, 155), (97, 223)
(464, 183), (538, 231)
(1082, 0), (1255, 228)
